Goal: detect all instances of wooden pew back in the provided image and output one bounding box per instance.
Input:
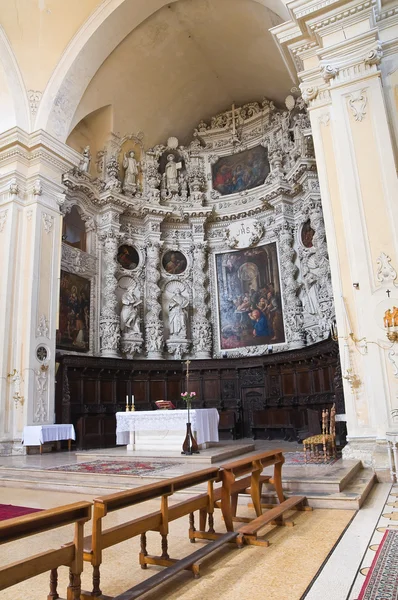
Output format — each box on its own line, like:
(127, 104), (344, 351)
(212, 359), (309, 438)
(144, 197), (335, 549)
(0, 501), (92, 599)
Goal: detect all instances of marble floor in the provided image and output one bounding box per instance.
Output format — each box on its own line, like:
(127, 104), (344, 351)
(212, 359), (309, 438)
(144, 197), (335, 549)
(0, 443), (394, 599)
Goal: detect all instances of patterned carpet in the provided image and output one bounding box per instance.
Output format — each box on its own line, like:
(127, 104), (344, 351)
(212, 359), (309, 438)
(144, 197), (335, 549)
(0, 504), (42, 521)
(283, 451), (341, 466)
(358, 529), (398, 600)
(47, 460), (181, 476)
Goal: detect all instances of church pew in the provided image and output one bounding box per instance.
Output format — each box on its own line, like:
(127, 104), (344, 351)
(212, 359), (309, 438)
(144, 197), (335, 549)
(81, 466), (232, 599)
(0, 501), (92, 599)
(190, 449), (309, 546)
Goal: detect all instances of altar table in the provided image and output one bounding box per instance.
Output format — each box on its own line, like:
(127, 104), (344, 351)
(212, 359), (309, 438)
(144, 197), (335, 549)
(116, 409), (219, 451)
(22, 424), (76, 453)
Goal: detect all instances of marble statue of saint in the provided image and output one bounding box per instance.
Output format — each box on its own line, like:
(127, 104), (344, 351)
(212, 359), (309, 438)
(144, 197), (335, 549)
(120, 286), (142, 334)
(123, 150), (139, 190)
(79, 146), (91, 172)
(169, 293), (189, 338)
(165, 154), (182, 191)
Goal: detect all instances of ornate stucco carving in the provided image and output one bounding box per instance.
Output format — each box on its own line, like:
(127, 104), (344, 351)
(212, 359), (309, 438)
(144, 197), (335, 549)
(376, 252), (397, 286)
(347, 89), (368, 122)
(60, 96), (335, 359)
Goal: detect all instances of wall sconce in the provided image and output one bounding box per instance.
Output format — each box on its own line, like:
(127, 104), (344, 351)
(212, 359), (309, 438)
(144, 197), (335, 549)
(384, 307), (398, 342)
(353, 283), (360, 289)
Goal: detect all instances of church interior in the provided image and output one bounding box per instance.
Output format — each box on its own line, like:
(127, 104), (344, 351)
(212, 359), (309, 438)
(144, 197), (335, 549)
(1, 0), (398, 598)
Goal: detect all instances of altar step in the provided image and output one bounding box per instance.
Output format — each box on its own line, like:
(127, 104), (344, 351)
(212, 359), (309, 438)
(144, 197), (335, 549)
(258, 464), (376, 510)
(0, 459), (375, 510)
(74, 441), (256, 464)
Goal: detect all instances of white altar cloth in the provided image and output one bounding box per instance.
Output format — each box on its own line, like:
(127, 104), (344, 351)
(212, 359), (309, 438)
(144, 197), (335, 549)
(116, 409), (219, 449)
(22, 424), (76, 446)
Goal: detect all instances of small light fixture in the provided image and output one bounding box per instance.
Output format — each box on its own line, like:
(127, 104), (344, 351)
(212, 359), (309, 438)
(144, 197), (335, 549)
(353, 283), (360, 289)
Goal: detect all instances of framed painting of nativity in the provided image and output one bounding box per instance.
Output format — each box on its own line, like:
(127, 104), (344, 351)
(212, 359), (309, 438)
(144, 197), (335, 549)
(215, 243), (285, 351)
(56, 270), (91, 353)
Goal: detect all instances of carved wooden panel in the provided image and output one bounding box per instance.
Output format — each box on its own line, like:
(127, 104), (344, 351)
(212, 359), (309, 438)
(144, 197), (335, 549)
(56, 339), (343, 449)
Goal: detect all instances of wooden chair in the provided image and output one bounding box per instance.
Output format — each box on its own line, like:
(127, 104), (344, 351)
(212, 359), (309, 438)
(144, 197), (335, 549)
(297, 408), (321, 442)
(303, 404), (336, 463)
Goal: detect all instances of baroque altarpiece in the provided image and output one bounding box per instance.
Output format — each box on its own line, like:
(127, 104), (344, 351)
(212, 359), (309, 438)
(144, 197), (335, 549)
(59, 96), (335, 362)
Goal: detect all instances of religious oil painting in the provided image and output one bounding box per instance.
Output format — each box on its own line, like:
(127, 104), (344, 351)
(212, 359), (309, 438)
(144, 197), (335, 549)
(162, 250), (187, 275)
(301, 220), (315, 248)
(211, 145), (270, 196)
(215, 243), (285, 350)
(117, 245), (139, 270)
(57, 271), (91, 353)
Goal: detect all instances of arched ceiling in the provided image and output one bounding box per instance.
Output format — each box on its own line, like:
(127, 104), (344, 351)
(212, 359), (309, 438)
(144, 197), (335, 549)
(68, 0), (295, 149)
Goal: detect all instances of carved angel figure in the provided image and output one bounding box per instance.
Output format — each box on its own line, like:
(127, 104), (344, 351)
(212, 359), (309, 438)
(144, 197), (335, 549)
(120, 286), (142, 334)
(123, 150), (139, 190)
(169, 293), (189, 338)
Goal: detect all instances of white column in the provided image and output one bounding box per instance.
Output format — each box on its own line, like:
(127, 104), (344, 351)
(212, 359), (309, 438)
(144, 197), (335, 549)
(272, 0), (398, 471)
(0, 129), (79, 454)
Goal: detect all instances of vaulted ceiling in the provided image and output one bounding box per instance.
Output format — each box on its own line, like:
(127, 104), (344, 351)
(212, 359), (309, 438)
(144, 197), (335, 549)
(68, 0), (295, 150)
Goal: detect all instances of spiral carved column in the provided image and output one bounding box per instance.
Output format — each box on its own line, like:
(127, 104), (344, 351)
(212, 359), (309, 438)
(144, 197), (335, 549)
(277, 221), (305, 347)
(99, 230), (120, 357)
(145, 241), (164, 358)
(192, 243), (212, 358)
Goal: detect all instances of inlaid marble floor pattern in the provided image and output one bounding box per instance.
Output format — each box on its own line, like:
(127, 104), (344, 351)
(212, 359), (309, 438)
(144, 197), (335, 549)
(347, 482), (398, 600)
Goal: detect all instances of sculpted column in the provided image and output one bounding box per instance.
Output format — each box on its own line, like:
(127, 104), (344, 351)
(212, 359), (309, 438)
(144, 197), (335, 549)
(273, 0), (398, 471)
(192, 243), (212, 359)
(144, 216), (164, 359)
(98, 208), (122, 358)
(277, 221), (306, 348)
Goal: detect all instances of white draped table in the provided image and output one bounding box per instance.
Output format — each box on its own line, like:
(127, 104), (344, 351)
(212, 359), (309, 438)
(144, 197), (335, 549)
(22, 424), (76, 453)
(116, 409), (219, 451)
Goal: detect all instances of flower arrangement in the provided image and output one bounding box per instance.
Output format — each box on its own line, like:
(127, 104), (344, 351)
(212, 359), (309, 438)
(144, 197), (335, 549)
(181, 391), (196, 403)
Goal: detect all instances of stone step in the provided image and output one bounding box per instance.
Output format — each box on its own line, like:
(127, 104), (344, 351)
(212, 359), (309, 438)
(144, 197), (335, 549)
(258, 468), (376, 510)
(276, 459), (363, 494)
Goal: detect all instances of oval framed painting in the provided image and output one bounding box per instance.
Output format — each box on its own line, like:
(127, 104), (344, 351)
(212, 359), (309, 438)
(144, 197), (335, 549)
(117, 245), (139, 270)
(301, 220), (315, 248)
(162, 250), (187, 275)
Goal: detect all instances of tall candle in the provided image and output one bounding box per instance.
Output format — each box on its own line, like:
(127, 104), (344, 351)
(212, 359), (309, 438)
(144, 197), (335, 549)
(131, 395), (135, 405)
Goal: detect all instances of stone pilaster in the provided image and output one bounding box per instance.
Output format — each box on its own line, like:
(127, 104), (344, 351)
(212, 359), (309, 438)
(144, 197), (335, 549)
(0, 129), (80, 454)
(272, 0), (398, 471)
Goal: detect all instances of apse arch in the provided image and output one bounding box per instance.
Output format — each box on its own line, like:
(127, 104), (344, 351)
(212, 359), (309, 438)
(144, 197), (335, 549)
(35, 0), (290, 142)
(0, 26), (30, 132)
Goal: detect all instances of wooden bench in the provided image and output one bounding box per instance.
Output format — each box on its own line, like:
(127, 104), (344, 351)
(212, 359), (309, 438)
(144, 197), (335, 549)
(81, 466), (240, 599)
(0, 501), (92, 600)
(190, 449), (311, 547)
(237, 495), (312, 546)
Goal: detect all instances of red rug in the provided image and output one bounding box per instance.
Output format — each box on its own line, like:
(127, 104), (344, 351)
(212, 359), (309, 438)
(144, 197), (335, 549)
(358, 529), (398, 600)
(47, 460), (181, 476)
(0, 504), (42, 522)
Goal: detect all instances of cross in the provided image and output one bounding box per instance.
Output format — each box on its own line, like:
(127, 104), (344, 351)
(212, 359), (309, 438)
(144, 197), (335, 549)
(386, 289), (391, 298)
